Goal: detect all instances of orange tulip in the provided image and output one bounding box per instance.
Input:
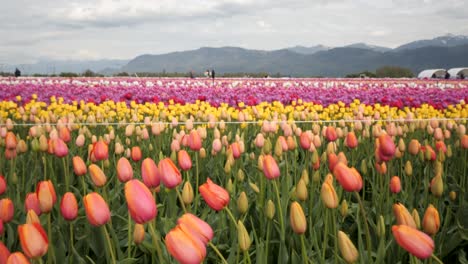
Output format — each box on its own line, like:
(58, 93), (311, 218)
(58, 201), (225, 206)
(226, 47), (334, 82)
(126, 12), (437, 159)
(0, 241), (10, 264)
(124, 179), (157, 224)
(0, 175), (6, 195)
(408, 139), (421, 155)
(290, 201), (307, 234)
(333, 163), (362, 192)
(131, 146), (142, 162)
(5, 132), (17, 150)
(60, 192), (78, 221)
(133, 224), (145, 245)
(141, 158), (160, 188)
(24, 193), (41, 216)
(421, 145), (436, 161)
(6, 252), (30, 264)
(188, 130), (202, 151)
(461, 134), (468, 149)
(26, 210), (40, 225)
(378, 133), (396, 159)
(390, 176), (401, 194)
(36, 181), (56, 213)
(72, 156), (87, 176)
(177, 213), (214, 244)
(430, 174), (443, 197)
(422, 204), (440, 235)
(177, 150), (192, 171)
(83, 192), (110, 227)
(58, 127), (71, 142)
(345, 131), (358, 149)
(392, 225), (434, 259)
(159, 158), (182, 189)
(0, 198), (15, 223)
(88, 164), (107, 187)
(165, 225), (207, 264)
(117, 157), (133, 183)
(299, 132), (311, 150)
(92, 140), (108, 161)
(262, 155), (280, 180)
(18, 223), (49, 259)
(393, 203), (417, 228)
(230, 142), (241, 159)
(321, 174), (339, 209)
(325, 126), (337, 142)
(328, 152), (339, 172)
(199, 178), (230, 211)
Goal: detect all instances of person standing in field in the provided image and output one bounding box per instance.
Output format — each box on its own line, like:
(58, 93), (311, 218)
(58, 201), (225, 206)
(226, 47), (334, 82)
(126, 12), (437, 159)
(211, 69), (215, 81)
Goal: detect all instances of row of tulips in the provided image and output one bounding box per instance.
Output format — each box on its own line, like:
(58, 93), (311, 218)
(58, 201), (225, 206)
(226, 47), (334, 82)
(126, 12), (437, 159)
(0, 103), (467, 263)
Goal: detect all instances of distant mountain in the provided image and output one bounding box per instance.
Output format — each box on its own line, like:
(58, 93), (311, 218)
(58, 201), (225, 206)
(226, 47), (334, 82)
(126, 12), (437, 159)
(396, 34), (468, 51)
(122, 44), (468, 77)
(287, 45), (330, 55)
(344, 43), (391, 52)
(4, 59), (129, 75)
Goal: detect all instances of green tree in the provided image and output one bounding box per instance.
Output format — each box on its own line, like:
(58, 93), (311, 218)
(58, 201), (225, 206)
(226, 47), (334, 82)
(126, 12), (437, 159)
(375, 66), (414, 78)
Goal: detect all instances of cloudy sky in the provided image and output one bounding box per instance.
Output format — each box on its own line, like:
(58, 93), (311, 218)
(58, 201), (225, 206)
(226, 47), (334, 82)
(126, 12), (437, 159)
(1, 0), (467, 64)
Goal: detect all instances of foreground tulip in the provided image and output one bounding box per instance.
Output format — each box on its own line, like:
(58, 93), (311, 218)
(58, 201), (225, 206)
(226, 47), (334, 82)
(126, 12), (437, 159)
(199, 178), (230, 211)
(177, 150), (192, 171)
(92, 140), (108, 161)
(422, 204), (440, 235)
(116, 157), (133, 183)
(290, 201), (307, 234)
(141, 158), (160, 188)
(262, 155), (280, 180)
(393, 203), (417, 228)
(6, 252), (30, 264)
(60, 192), (78, 221)
(321, 174), (339, 209)
(0, 199), (14, 223)
(83, 192), (110, 227)
(390, 176), (401, 194)
(18, 223), (49, 259)
(188, 130), (202, 151)
(333, 163), (362, 192)
(166, 226), (207, 264)
(159, 158), (182, 189)
(0, 241), (10, 264)
(124, 180), (157, 224)
(338, 231), (359, 263)
(88, 164), (107, 187)
(72, 156), (87, 176)
(392, 225), (434, 259)
(177, 213), (214, 244)
(24, 193), (41, 216)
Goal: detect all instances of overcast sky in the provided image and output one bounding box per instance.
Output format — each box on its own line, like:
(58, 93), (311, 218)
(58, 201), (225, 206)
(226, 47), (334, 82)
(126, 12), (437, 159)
(1, 0), (467, 64)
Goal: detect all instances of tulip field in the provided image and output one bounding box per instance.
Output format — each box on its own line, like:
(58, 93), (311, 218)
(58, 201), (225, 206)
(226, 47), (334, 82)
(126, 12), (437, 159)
(0, 77), (467, 263)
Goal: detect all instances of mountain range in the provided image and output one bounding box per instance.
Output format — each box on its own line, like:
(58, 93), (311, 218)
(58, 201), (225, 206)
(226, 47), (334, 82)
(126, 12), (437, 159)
(4, 34), (468, 77)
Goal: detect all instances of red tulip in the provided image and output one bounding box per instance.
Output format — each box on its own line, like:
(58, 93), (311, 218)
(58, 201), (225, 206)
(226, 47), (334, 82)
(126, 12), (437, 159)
(124, 179), (157, 224)
(24, 193), (41, 216)
(60, 192), (78, 221)
(52, 138), (69, 158)
(72, 156), (87, 176)
(0, 175), (6, 195)
(117, 157), (134, 183)
(4, 149), (17, 160)
(345, 132), (358, 149)
(392, 225), (434, 259)
(0, 241), (10, 264)
(333, 163), (362, 192)
(299, 132), (311, 150)
(199, 178), (230, 211)
(159, 158), (182, 189)
(88, 164), (107, 187)
(434, 141), (446, 154)
(0, 199), (14, 223)
(18, 223), (49, 259)
(6, 252), (30, 264)
(420, 145), (436, 161)
(177, 213), (214, 244)
(188, 130), (202, 151)
(166, 225), (207, 264)
(325, 126), (337, 142)
(92, 140), (108, 161)
(83, 192), (110, 227)
(262, 155), (280, 180)
(390, 176), (401, 194)
(131, 146), (142, 162)
(141, 158), (160, 188)
(0, 219), (3, 236)
(177, 150), (192, 171)
(328, 153), (339, 172)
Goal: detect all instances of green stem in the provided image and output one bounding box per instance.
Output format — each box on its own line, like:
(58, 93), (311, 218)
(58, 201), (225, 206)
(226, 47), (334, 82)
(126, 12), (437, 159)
(102, 225), (116, 264)
(300, 234), (308, 264)
(80, 176), (87, 196)
(148, 222), (165, 264)
(194, 152), (200, 213)
(208, 242), (228, 264)
(69, 223), (74, 264)
(175, 188), (187, 213)
(224, 207), (238, 227)
(431, 254), (444, 264)
(322, 209), (328, 261)
(62, 158), (69, 191)
(354, 192), (372, 262)
(273, 180), (285, 240)
(127, 213), (132, 259)
(265, 220), (271, 260)
(47, 214), (56, 264)
(244, 250), (252, 264)
(331, 210), (338, 264)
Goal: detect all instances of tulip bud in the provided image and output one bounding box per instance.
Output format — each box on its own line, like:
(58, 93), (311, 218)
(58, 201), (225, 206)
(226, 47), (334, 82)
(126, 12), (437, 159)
(295, 179), (308, 202)
(290, 202), (307, 234)
(182, 182), (194, 205)
(265, 200), (275, 220)
(18, 223), (49, 259)
(411, 209), (421, 229)
(88, 164), (107, 187)
(237, 169), (245, 182)
(26, 210), (40, 225)
(449, 191), (456, 201)
(36, 181), (57, 214)
(338, 231), (359, 263)
(393, 203), (417, 228)
(300, 169), (309, 186)
(237, 192), (248, 215)
(248, 182), (260, 193)
(321, 174), (338, 209)
(340, 200), (348, 218)
(226, 178), (234, 193)
(376, 215), (385, 238)
(404, 161), (413, 176)
(422, 204), (440, 235)
(430, 174), (443, 198)
(133, 224), (145, 245)
(237, 220), (251, 251)
(408, 139), (420, 155)
(390, 176), (401, 194)
(312, 170), (321, 183)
